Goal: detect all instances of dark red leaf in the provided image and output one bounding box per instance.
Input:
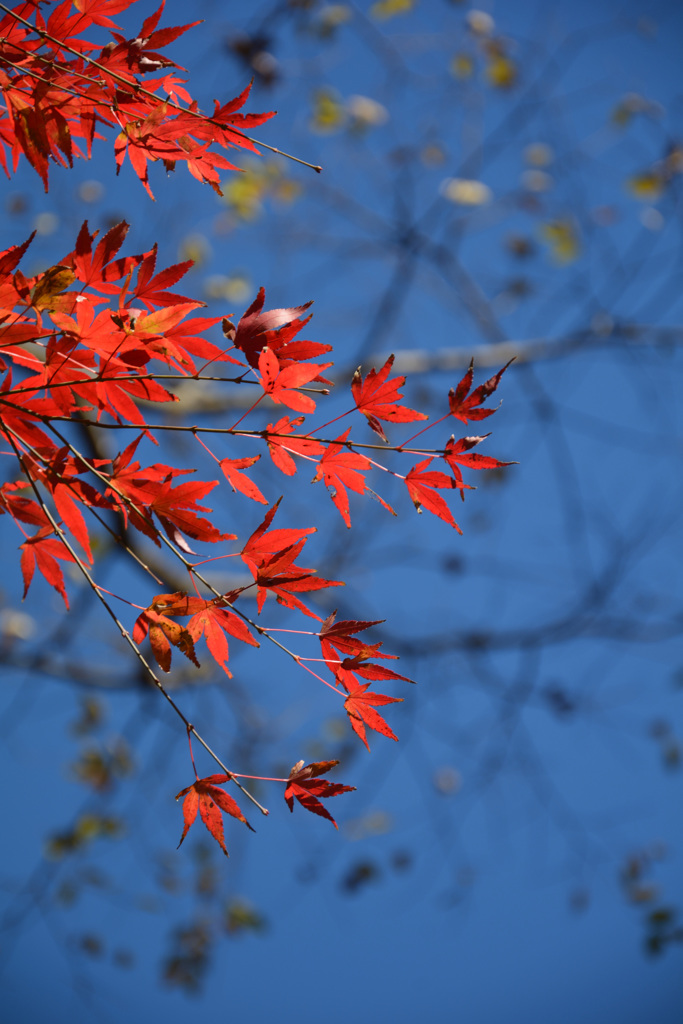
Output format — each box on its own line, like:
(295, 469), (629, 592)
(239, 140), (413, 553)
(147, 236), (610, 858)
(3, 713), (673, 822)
(448, 359), (513, 424)
(284, 760), (355, 828)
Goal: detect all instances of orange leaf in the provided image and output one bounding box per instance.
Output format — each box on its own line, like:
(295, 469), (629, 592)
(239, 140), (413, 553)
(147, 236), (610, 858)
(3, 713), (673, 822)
(133, 606), (200, 673)
(175, 774), (254, 856)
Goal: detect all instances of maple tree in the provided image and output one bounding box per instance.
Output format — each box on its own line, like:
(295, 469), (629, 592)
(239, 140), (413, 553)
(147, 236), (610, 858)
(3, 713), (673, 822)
(1, 1), (681, 1012)
(0, 0), (512, 862)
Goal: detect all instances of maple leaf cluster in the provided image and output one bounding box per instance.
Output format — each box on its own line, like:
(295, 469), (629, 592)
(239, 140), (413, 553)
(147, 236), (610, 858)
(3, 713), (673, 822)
(0, 217), (512, 849)
(0, 0), (275, 197)
(0, 0), (516, 856)
(176, 759), (355, 854)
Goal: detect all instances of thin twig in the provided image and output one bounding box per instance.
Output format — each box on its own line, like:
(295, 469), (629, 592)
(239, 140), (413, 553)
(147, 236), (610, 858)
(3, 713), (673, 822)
(0, 400), (447, 454)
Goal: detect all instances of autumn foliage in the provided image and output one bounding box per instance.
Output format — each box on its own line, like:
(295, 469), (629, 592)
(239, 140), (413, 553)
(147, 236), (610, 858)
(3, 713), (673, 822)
(0, 0), (513, 855)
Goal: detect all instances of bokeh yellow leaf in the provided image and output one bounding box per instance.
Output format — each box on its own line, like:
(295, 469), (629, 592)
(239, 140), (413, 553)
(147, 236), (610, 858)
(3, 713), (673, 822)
(450, 52), (474, 79)
(222, 160), (301, 221)
(627, 172), (664, 202)
(486, 54), (517, 89)
(310, 88), (346, 133)
(370, 0), (415, 20)
(540, 220), (580, 264)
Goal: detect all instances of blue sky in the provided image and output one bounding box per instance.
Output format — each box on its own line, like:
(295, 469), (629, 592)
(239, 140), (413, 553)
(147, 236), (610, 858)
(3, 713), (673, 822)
(1, 0), (682, 1021)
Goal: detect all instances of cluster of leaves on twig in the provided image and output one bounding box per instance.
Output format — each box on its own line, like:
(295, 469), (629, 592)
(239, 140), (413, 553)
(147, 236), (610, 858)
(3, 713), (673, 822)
(0, 0), (284, 196)
(0, 0), (513, 855)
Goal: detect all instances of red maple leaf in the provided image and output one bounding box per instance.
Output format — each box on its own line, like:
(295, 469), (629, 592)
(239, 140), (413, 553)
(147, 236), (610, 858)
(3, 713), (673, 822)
(49, 300), (141, 368)
(318, 610), (390, 671)
(180, 138), (237, 195)
(335, 655), (414, 690)
(19, 526), (77, 609)
(131, 243), (196, 308)
(239, 499), (315, 573)
(51, 481), (95, 563)
(175, 774), (254, 857)
(0, 380), (59, 457)
(74, 368), (174, 428)
(39, 447), (104, 565)
(0, 482), (51, 529)
(114, 106), (187, 201)
(219, 455), (268, 505)
(258, 346), (331, 415)
(448, 359), (513, 424)
(68, 0), (131, 30)
(210, 81), (277, 148)
(233, 287), (315, 368)
(404, 458), (462, 531)
(159, 312), (241, 370)
(351, 355), (428, 442)
(0, 232), (36, 279)
(263, 415), (325, 476)
(443, 434), (515, 496)
(341, 678), (403, 751)
(105, 438), (185, 538)
(313, 429), (371, 528)
(3, 336), (86, 412)
(240, 500), (342, 617)
(186, 599), (259, 677)
(147, 475), (233, 552)
(71, 220), (142, 294)
(284, 760), (355, 829)
(124, 302), (213, 371)
(250, 539), (339, 618)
